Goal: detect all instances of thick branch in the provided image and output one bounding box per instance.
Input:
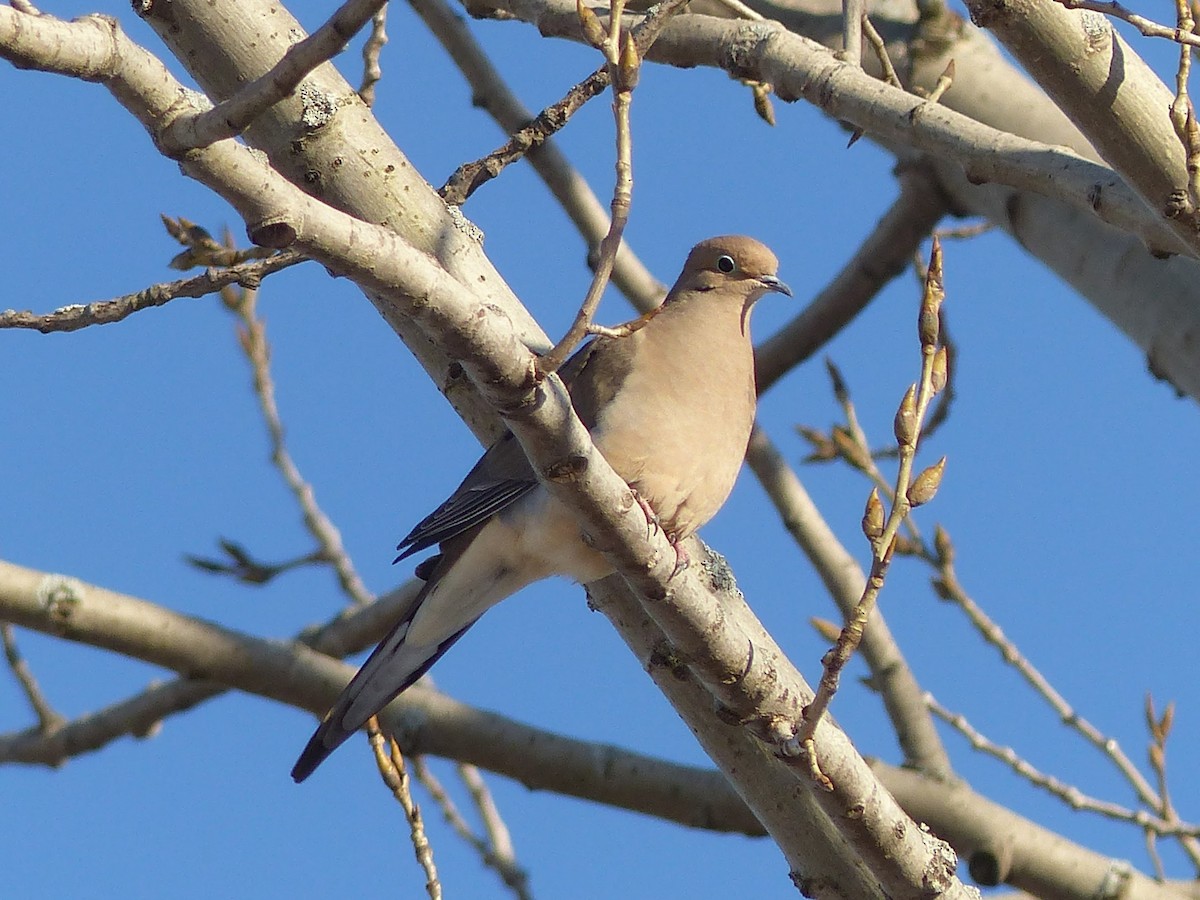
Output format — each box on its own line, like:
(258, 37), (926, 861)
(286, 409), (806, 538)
(157, 0), (389, 152)
(878, 762), (1197, 900)
(962, 0), (1193, 231)
(463, 0), (1188, 256)
(0, 561), (760, 834)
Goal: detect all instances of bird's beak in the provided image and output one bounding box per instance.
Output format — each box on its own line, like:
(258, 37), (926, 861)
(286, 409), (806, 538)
(758, 274), (793, 297)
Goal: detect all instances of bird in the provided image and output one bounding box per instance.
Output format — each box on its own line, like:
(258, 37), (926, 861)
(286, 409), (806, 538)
(291, 235), (791, 782)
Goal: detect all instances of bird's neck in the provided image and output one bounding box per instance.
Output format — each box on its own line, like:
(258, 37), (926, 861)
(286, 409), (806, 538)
(655, 290), (756, 341)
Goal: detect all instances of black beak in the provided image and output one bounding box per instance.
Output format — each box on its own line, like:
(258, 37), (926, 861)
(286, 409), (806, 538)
(758, 274), (793, 297)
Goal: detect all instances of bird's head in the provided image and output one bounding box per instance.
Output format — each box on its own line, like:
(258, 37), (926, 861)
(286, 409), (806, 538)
(673, 235), (792, 303)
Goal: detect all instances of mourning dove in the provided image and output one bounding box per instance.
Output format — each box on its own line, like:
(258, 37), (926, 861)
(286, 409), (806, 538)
(292, 235), (790, 782)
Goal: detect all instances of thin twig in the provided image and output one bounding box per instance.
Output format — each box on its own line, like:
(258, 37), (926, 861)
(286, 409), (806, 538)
(222, 232), (374, 607)
(926, 694), (1200, 839)
(440, 67), (608, 206)
(158, 0), (389, 153)
(862, 14), (901, 87)
(367, 718), (443, 900)
(929, 535), (1200, 867)
(359, 3), (388, 105)
(457, 763), (519, 878)
(1, 624), (65, 734)
(923, 59), (955, 104)
(437, 0), (688, 207)
(410, 759), (533, 899)
(857, 317), (958, 459)
(745, 427), (954, 778)
(1169, 0), (1200, 215)
(796, 239), (949, 787)
(534, 0), (643, 378)
(185, 538), (327, 584)
(413, 0), (665, 305)
(934, 219), (993, 241)
(0, 251), (305, 333)
(1145, 695), (1184, 876)
(706, 0), (763, 18)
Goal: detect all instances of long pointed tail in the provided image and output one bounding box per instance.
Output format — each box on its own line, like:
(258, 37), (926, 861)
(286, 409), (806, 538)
(291, 573), (476, 783)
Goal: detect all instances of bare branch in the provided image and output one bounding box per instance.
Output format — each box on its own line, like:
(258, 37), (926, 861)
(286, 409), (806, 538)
(0, 251), (305, 333)
(157, 0), (390, 153)
(0, 560), (764, 835)
(930, 540), (1200, 866)
(413, 0), (665, 304)
(876, 761), (1197, 899)
(411, 759), (533, 899)
(925, 694), (1200, 840)
(456, 763), (527, 894)
(222, 253), (374, 607)
(861, 14), (901, 88)
(1056, 0), (1200, 49)
(359, 3), (388, 105)
(745, 426), (952, 778)
(2, 624), (65, 735)
(369, 719), (443, 899)
(463, 0), (1195, 256)
(185, 539), (326, 584)
(535, 0), (651, 378)
(963, 0), (1200, 234)
(437, 0), (688, 207)
(797, 240), (949, 778)
(841, 0), (864, 66)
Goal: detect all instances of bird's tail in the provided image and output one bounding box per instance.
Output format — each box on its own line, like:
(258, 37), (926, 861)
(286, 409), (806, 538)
(291, 568), (476, 783)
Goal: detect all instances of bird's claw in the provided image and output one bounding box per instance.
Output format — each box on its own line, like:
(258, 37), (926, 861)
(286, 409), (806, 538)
(631, 488), (662, 539)
(629, 489), (688, 576)
(668, 533), (690, 578)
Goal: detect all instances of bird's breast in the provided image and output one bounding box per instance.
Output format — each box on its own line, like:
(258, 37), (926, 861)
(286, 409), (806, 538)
(589, 339), (755, 539)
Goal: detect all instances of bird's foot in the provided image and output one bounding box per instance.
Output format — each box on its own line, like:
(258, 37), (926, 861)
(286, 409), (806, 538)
(629, 489), (687, 576)
(630, 488), (662, 538)
(667, 533), (690, 578)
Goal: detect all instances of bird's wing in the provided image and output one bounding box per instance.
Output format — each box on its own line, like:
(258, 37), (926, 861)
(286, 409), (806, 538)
(562, 332), (639, 429)
(394, 429), (535, 561)
(394, 335), (629, 561)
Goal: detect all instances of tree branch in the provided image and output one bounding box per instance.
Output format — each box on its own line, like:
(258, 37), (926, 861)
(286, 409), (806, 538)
(0, 560), (763, 834)
(462, 0), (1188, 256)
(0, 251), (306, 333)
(962, 0), (1195, 231)
(157, 0), (390, 152)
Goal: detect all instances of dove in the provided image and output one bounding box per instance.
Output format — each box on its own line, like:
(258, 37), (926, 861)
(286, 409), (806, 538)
(292, 235), (790, 782)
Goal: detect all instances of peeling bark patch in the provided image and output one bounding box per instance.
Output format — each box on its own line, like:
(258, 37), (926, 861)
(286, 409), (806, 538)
(724, 23), (778, 81)
(543, 454), (589, 483)
(298, 83), (336, 129)
(1079, 9), (1111, 53)
(37, 575), (83, 628)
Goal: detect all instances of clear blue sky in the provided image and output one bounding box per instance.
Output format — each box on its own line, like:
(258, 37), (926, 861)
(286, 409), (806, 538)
(3, 0), (1198, 896)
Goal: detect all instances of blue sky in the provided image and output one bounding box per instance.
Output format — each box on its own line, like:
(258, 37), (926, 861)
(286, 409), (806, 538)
(3, 0), (1199, 896)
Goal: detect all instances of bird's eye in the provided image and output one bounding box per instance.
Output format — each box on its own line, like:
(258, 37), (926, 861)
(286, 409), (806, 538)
(716, 255), (736, 273)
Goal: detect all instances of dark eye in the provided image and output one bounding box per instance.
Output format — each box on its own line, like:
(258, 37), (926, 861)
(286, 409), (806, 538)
(716, 255), (736, 274)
